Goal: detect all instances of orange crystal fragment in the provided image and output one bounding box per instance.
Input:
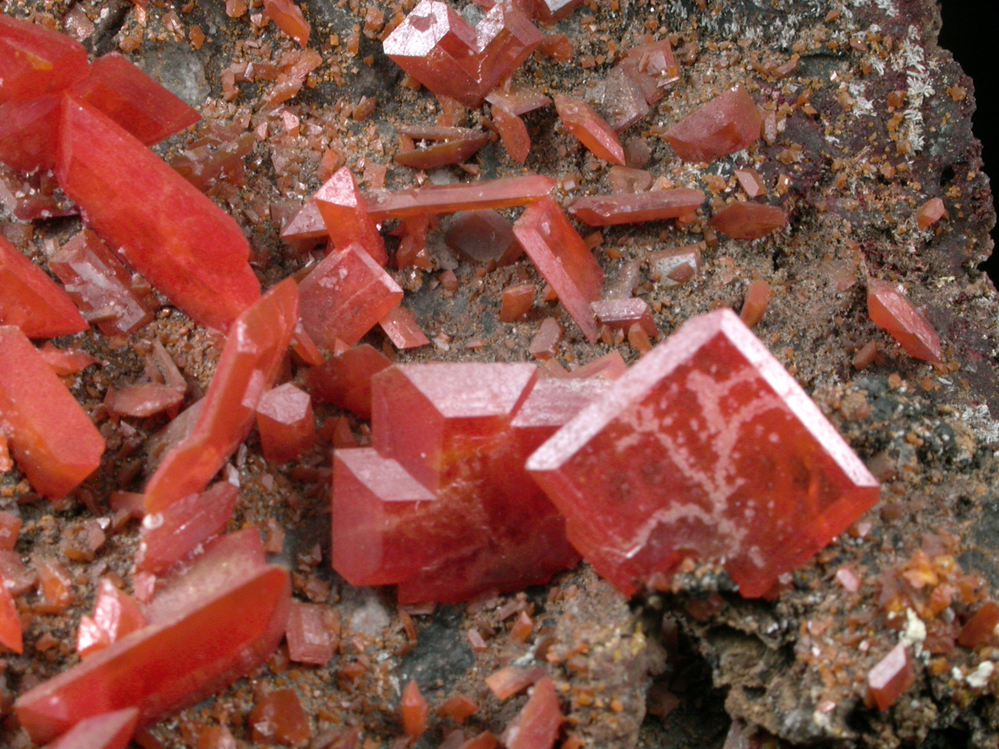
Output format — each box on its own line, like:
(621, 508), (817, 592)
(663, 85), (762, 163)
(0, 511), (20, 550)
(0, 234), (88, 339)
(256, 383), (316, 464)
(300, 246), (403, 350)
(263, 0), (310, 47)
(486, 665), (546, 700)
(491, 105), (532, 164)
(867, 278), (942, 363)
(0, 575), (22, 653)
(379, 306), (430, 349)
(957, 602), (999, 648)
(527, 309), (881, 598)
(553, 94), (625, 165)
(591, 298), (658, 338)
(304, 343), (392, 419)
(529, 317), (562, 360)
(314, 167), (388, 266)
(440, 694), (479, 724)
(499, 677), (562, 749)
(513, 197), (604, 343)
(916, 197), (947, 229)
(43, 708), (138, 749)
(568, 188), (704, 226)
(401, 680), (429, 739)
(143, 280), (299, 513)
(445, 209), (523, 266)
(33, 555), (74, 613)
(0, 326), (104, 498)
(647, 246), (701, 287)
(739, 279), (772, 327)
(395, 131), (489, 170)
(616, 38), (680, 105)
(286, 601), (336, 665)
(250, 689), (312, 745)
(708, 202), (787, 240)
(865, 644), (915, 710)
(501, 283), (535, 321)
(734, 168), (766, 198)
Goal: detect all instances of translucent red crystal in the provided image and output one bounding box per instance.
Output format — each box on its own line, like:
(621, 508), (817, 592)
(379, 306), (430, 349)
(568, 188), (704, 226)
(0, 233), (88, 338)
(0, 94), (61, 173)
(76, 578), (147, 657)
(143, 279), (299, 513)
(664, 85), (762, 163)
(591, 298), (658, 338)
(15, 532), (291, 744)
(299, 245), (403, 350)
(383, 0), (542, 108)
(553, 94), (625, 165)
(263, 0), (311, 47)
(740, 279), (772, 327)
(734, 168), (766, 198)
(512, 197), (604, 343)
(286, 601), (336, 665)
(957, 602), (999, 648)
(58, 95), (260, 331)
(365, 175), (555, 221)
(527, 308), (881, 598)
(43, 708), (138, 749)
(499, 677), (562, 749)
(865, 644), (914, 710)
(616, 38), (680, 106)
(401, 680), (429, 739)
(708, 202), (787, 240)
(314, 167), (388, 266)
(445, 209), (523, 266)
(916, 197), (947, 229)
(250, 689), (311, 745)
(501, 283), (535, 322)
(256, 382), (316, 464)
(0, 326), (104, 498)
(395, 129), (490, 170)
(0, 15), (88, 104)
(0, 576), (21, 654)
(491, 105), (532, 164)
(867, 278), (942, 363)
(49, 230), (155, 337)
(304, 344), (392, 419)
(647, 246), (701, 287)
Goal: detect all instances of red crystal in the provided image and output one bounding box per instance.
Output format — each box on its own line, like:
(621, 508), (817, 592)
(32, 554), (74, 613)
(445, 209), (523, 266)
(71, 53), (200, 146)
(135, 481), (238, 575)
(76, 578), (147, 657)
(0, 577), (21, 654)
(15, 533), (290, 744)
(591, 298), (659, 338)
(401, 680), (429, 739)
(314, 167), (388, 266)
(708, 202), (787, 240)
(865, 644), (915, 710)
(568, 350), (628, 380)
(365, 175), (555, 221)
(491, 105), (531, 164)
(304, 344), (392, 420)
(250, 689), (311, 746)
(106, 383), (185, 419)
(379, 306), (430, 349)
(499, 677), (562, 749)
(0, 511), (20, 550)
(647, 245), (701, 287)
(485, 86), (551, 115)
(739, 279), (772, 327)
(501, 283), (535, 322)
(512, 197), (604, 343)
(143, 279), (299, 513)
(616, 38), (680, 105)
(43, 708), (138, 749)
(383, 0), (542, 108)
(526, 308), (881, 598)
(263, 0), (311, 47)
(867, 278), (942, 363)
(49, 230), (155, 337)
(395, 129), (490, 170)
(0, 15), (88, 103)
(734, 168), (766, 198)
(286, 601), (336, 665)
(585, 66), (648, 133)
(529, 317), (562, 360)
(57, 95), (260, 331)
(553, 94), (625, 165)
(568, 188), (704, 226)
(299, 245), (403, 350)
(916, 197), (947, 229)
(957, 602), (999, 648)
(664, 86), (762, 163)
(0, 326), (104, 498)
(256, 382), (316, 464)
(0, 233), (88, 338)
(0, 94), (61, 173)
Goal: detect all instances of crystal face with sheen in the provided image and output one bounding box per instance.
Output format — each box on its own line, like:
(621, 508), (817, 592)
(526, 308), (881, 598)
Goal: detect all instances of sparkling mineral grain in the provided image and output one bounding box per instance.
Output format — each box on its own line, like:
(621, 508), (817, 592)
(663, 85), (762, 163)
(513, 197), (604, 343)
(568, 189), (704, 226)
(49, 230), (155, 337)
(57, 95), (260, 331)
(143, 279), (299, 513)
(0, 233), (88, 339)
(314, 167), (388, 266)
(708, 202), (788, 240)
(526, 308), (881, 598)
(867, 277), (942, 363)
(299, 245), (403, 350)
(553, 94), (625, 165)
(0, 326), (104, 499)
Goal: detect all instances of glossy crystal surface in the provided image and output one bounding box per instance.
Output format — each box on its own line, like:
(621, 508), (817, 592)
(664, 85), (762, 163)
(512, 197), (604, 343)
(143, 279), (298, 513)
(366, 175), (555, 221)
(76, 579), (146, 657)
(304, 344), (392, 419)
(57, 96), (260, 331)
(43, 708), (138, 749)
(0, 15), (88, 103)
(379, 306), (430, 349)
(299, 245), (403, 350)
(445, 209), (522, 266)
(568, 188), (704, 226)
(708, 202), (787, 240)
(0, 233), (88, 339)
(866, 644), (914, 710)
(500, 677), (562, 749)
(867, 278), (942, 363)
(0, 326), (104, 499)
(553, 94), (625, 165)
(256, 382), (315, 464)
(314, 167), (388, 266)
(526, 309), (881, 598)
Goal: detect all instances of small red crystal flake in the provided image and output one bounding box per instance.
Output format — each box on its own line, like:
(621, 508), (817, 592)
(865, 643), (915, 710)
(708, 202), (787, 240)
(256, 382), (316, 464)
(867, 278), (942, 363)
(663, 85), (762, 163)
(314, 167), (388, 267)
(568, 188), (705, 227)
(553, 94), (625, 165)
(527, 309), (880, 598)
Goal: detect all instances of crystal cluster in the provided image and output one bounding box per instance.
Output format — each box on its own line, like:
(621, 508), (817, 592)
(526, 309), (881, 598)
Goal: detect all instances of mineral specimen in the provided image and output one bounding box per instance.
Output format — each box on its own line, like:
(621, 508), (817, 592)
(568, 189), (705, 226)
(553, 94), (625, 165)
(663, 85), (762, 163)
(313, 167), (388, 266)
(708, 202), (788, 240)
(867, 277), (942, 363)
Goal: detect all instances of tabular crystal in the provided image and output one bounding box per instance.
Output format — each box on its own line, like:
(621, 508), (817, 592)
(867, 278), (941, 363)
(554, 94), (625, 165)
(314, 167), (388, 266)
(708, 202), (787, 240)
(664, 85), (762, 163)
(568, 188), (704, 226)
(526, 308), (880, 598)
